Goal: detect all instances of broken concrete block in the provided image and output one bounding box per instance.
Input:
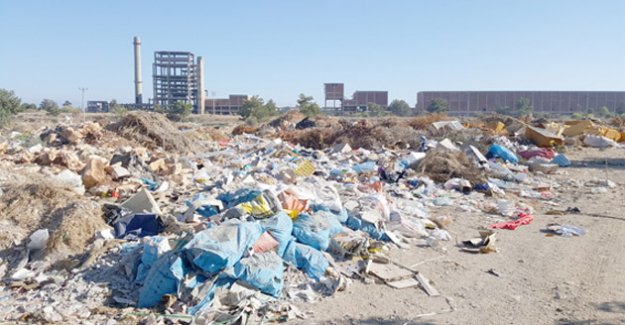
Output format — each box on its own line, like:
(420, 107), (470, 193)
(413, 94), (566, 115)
(82, 157), (107, 188)
(107, 163), (131, 180)
(148, 158), (168, 173)
(121, 188), (161, 214)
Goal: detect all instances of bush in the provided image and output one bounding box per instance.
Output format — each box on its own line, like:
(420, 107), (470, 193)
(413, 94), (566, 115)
(239, 96), (278, 122)
(297, 93), (321, 117)
(166, 101), (192, 121)
(0, 89), (22, 126)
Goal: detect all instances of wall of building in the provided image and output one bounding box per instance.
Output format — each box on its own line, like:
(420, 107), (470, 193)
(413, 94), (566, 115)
(416, 91), (625, 115)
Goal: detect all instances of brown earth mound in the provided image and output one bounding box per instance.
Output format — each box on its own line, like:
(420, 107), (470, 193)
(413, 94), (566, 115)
(107, 112), (196, 152)
(0, 176), (105, 267)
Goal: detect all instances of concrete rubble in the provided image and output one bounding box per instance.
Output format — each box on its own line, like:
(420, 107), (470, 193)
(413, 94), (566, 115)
(0, 111), (623, 324)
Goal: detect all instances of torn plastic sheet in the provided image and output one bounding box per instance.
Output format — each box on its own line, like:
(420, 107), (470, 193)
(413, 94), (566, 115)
(183, 220), (263, 275)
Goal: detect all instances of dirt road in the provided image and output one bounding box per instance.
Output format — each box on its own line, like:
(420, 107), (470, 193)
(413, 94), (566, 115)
(296, 148), (625, 325)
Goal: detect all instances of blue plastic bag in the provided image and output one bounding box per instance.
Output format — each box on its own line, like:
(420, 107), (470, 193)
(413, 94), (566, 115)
(311, 204), (349, 223)
(217, 188), (262, 209)
(183, 220), (263, 275)
(292, 213), (332, 251)
(282, 239), (329, 280)
(137, 253), (186, 308)
(113, 213), (163, 239)
(352, 161), (378, 174)
(487, 144), (519, 164)
(551, 154), (571, 167)
(227, 251), (284, 297)
(259, 211), (293, 257)
(346, 215), (389, 241)
(135, 236), (171, 284)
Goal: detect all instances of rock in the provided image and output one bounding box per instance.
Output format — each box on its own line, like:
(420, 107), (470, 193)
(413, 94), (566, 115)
(82, 157), (108, 188)
(60, 127), (83, 145)
(148, 158), (168, 173)
(60, 150), (86, 172)
(41, 306), (63, 323)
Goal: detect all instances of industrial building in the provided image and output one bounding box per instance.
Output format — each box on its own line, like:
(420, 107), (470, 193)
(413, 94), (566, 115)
(152, 51), (205, 113)
(204, 95), (248, 115)
(86, 101), (109, 113)
(323, 83), (388, 112)
(416, 91), (625, 115)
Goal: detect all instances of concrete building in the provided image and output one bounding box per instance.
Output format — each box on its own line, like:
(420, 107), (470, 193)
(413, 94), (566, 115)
(323, 83), (388, 112)
(204, 95), (248, 115)
(416, 91), (625, 115)
(152, 51), (205, 112)
(86, 101), (110, 113)
(342, 91), (388, 111)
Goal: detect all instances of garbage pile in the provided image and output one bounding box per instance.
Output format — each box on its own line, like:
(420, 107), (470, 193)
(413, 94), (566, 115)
(0, 111), (622, 324)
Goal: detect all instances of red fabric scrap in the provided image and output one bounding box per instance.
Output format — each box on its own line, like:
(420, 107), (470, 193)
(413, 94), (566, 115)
(490, 213), (534, 230)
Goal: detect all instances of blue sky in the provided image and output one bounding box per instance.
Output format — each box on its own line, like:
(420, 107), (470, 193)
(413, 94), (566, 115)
(1, 0), (624, 107)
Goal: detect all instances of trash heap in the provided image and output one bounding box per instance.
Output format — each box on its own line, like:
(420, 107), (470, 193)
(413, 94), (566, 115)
(0, 111), (621, 324)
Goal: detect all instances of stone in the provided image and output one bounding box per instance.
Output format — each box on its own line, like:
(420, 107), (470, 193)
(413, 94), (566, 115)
(82, 157), (107, 188)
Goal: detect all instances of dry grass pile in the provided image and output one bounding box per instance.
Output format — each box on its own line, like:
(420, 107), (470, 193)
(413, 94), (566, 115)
(0, 176), (105, 264)
(416, 147), (485, 184)
(107, 112), (195, 152)
(280, 119), (427, 150)
(232, 124), (260, 135)
(407, 113), (450, 129)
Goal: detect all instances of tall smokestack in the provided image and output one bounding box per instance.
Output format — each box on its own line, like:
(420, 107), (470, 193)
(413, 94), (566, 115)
(133, 36), (143, 104)
(196, 56), (205, 114)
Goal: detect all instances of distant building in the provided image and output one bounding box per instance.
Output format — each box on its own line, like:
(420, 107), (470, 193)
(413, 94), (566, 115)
(323, 82), (388, 112)
(86, 101), (109, 113)
(416, 91), (625, 115)
(153, 51), (205, 113)
(204, 94), (248, 115)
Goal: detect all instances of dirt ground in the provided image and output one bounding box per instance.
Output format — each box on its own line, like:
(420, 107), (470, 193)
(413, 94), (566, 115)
(293, 148), (625, 325)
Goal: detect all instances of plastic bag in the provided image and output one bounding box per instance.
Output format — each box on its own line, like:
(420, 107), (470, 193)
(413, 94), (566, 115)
(138, 254), (186, 308)
(135, 236), (172, 284)
(227, 251), (284, 297)
(487, 144), (519, 164)
(258, 211), (293, 256)
(282, 239), (329, 280)
(183, 220), (263, 275)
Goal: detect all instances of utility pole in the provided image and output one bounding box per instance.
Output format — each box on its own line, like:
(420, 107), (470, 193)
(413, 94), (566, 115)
(79, 87), (88, 123)
(211, 91), (216, 115)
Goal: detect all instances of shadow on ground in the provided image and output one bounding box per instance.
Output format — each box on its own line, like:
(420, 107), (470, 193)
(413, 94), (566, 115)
(571, 158), (625, 170)
(321, 317), (437, 325)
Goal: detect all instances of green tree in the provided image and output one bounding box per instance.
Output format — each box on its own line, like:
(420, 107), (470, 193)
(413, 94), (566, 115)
(40, 98), (60, 115)
(516, 97), (533, 116)
(388, 99), (412, 116)
(367, 102), (386, 117)
(62, 100), (72, 107)
(20, 103), (37, 111)
(0, 89), (22, 126)
(495, 105), (512, 116)
(598, 106), (611, 118)
(109, 99), (127, 115)
(426, 98), (449, 113)
(167, 101), (192, 120)
(239, 96), (278, 122)
(297, 93), (321, 117)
